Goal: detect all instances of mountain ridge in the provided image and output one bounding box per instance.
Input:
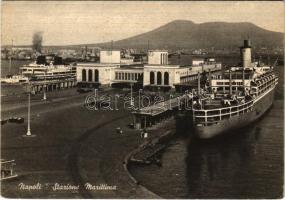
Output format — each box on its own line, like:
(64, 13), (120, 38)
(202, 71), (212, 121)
(95, 20), (283, 50)
(5, 20), (283, 50)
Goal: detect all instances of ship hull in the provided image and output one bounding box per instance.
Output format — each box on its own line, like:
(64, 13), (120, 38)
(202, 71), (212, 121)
(195, 87), (275, 139)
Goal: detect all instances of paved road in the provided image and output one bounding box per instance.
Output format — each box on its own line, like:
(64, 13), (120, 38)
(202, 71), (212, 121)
(1, 87), (164, 198)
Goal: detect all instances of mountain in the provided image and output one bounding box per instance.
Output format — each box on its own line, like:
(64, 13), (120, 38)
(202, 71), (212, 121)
(95, 20), (283, 50)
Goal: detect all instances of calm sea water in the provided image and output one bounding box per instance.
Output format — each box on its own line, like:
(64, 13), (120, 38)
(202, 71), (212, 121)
(1, 60), (31, 78)
(129, 55), (284, 198)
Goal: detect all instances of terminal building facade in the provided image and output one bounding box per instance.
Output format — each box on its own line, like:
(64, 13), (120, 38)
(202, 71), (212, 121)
(76, 50), (221, 91)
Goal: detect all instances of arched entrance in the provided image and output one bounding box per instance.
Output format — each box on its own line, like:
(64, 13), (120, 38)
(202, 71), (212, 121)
(164, 72), (169, 85)
(88, 69), (93, 82)
(157, 72), (162, 85)
(95, 69), (99, 82)
(82, 69), (86, 81)
(150, 71), (155, 85)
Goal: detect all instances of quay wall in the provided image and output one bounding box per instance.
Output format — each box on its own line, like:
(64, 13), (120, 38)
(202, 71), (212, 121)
(123, 128), (176, 197)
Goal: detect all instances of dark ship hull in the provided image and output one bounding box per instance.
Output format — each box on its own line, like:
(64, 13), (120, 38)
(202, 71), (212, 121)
(195, 87), (275, 139)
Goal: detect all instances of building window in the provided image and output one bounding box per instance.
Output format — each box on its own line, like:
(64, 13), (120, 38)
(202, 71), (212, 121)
(139, 73), (143, 81)
(150, 71), (155, 84)
(118, 73), (121, 80)
(88, 69), (93, 82)
(131, 73), (134, 80)
(157, 72), (162, 85)
(82, 69), (86, 81)
(95, 69), (99, 82)
(135, 73), (138, 80)
(164, 72), (169, 85)
(128, 73), (130, 80)
(125, 73), (127, 80)
(122, 73), (124, 80)
(115, 72), (118, 80)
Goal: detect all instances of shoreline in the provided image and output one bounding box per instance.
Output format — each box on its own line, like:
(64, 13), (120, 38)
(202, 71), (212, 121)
(123, 128), (176, 198)
(75, 115), (177, 198)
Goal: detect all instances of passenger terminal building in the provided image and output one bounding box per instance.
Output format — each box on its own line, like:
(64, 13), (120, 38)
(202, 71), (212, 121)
(76, 50), (221, 91)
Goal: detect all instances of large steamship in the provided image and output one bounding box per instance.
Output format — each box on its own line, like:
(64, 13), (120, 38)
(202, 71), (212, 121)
(192, 40), (278, 139)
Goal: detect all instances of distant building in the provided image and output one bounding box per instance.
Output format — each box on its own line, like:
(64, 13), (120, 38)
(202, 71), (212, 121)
(192, 58), (205, 66)
(76, 50), (221, 90)
(12, 47), (32, 51)
(76, 63), (120, 87)
(148, 50), (168, 65)
(100, 50), (121, 64)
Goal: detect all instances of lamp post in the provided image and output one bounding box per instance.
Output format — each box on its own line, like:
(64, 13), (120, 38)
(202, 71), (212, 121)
(94, 88), (98, 110)
(130, 83), (134, 106)
(26, 91), (31, 136)
(158, 86), (160, 97)
(23, 83), (36, 137)
(138, 89), (142, 110)
(43, 70), (47, 100)
(94, 88), (98, 98)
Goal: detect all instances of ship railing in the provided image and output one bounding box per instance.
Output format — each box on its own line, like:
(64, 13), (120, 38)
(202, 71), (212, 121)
(193, 100), (253, 125)
(257, 76), (277, 96)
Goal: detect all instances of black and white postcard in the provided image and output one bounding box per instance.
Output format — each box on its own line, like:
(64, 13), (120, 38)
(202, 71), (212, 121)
(1, 1), (284, 199)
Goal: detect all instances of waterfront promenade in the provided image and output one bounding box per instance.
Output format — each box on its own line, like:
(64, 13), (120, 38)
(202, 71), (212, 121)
(1, 87), (173, 198)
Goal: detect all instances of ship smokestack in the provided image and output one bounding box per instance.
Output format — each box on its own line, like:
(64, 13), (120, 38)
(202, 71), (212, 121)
(240, 39), (252, 68)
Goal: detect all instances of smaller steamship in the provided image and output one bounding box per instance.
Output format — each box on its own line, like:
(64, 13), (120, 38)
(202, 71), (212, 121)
(192, 40), (278, 139)
(1, 55), (76, 84)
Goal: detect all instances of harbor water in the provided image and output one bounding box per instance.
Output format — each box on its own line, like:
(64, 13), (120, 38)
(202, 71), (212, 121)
(129, 100), (283, 198)
(129, 55), (284, 198)
(1, 60), (30, 78)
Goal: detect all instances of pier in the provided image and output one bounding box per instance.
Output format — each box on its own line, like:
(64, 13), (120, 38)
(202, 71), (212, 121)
(132, 94), (191, 129)
(29, 78), (77, 94)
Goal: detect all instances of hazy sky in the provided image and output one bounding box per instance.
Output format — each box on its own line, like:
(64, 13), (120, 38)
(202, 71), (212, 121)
(2, 1), (284, 46)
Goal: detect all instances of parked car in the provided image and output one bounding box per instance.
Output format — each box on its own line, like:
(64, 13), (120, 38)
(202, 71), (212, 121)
(77, 88), (92, 93)
(128, 123), (134, 129)
(8, 117), (24, 124)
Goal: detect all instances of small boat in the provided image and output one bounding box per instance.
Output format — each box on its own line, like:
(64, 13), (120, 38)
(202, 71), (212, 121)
(1, 75), (29, 84)
(1, 159), (18, 181)
(1, 119), (8, 125)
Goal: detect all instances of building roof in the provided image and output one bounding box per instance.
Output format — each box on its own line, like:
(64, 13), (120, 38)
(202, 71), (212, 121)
(119, 64), (144, 69)
(77, 62), (120, 67)
(144, 64), (180, 68)
(100, 49), (121, 52)
(148, 50), (168, 52)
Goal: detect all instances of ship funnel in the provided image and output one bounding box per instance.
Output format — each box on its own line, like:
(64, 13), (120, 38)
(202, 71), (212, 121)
(240, 40), (252, 68)
(244, 40), (251, 47)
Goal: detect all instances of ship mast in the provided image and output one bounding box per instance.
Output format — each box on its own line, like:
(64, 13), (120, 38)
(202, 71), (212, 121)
(9, 39), (13, 75)
(198, 71), (200, 95)
(208, 69), (212, 92)
(272, 57), (279, 69)
(229, 68), (232, 95)
(242, 67), (245, 92)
